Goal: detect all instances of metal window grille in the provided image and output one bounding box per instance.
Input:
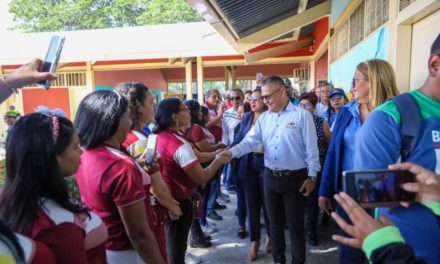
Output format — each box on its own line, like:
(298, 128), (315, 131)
(293, 68), (310, 82)
(350, 1), (365, 49)
(399, 0), (417, 11)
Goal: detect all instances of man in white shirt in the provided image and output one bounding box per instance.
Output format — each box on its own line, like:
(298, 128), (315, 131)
(314, 83), (330, 119)
(221, 89), (243, 193)
(221, 76), (320, 264)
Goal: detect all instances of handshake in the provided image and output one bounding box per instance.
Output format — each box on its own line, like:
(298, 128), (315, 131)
(215, 149), (233, 164)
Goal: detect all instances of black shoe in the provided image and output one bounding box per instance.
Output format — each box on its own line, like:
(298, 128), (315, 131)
(203, 234), (212, 241)
(190, 236), (212, 248)
(237, 227), (248, 239)
(215, 202), (227, 210)
(207, 211), (223, 221)
(307, 231), (319, 246)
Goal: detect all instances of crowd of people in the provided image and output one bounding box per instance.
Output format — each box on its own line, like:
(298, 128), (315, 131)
(0, 34), (439, 264)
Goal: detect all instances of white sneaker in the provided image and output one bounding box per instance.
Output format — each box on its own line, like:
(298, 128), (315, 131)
(185, 252), (203, 264)
(201, 222), (218, 234)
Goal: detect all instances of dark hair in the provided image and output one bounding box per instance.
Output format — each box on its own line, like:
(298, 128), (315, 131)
(75, 90), (128, 149)
(0, 113), (88, 233)
(253, 88), (262, 93)
(240, 102), (251, 113)
(200, 106), (209, 127)
(115, 82), (150, 129)
(431, 33), (440, 55)
(299, 92), (318, 106)
(0, 219), (25, 263)
(185, 100), (201, 126)
(231, 88), (244, 96)
(153, 98), (183, 134)
(262, 76), (286, 88)
(244, 90), (252, 95)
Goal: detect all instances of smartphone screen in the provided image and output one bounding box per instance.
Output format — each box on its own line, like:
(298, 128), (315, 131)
(144, 134), (158, 167)
(343, 169), (416, 208)
(38, 35), (65, 89)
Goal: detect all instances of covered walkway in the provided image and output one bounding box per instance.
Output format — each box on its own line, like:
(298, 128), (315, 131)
(187, 195), (339, 264)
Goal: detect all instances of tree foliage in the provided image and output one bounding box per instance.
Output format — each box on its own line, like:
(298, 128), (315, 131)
(9, 0), (203, 32)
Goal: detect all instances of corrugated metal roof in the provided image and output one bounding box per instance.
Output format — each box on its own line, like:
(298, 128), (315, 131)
(215, 0), (323, 39)
(216, 0), (300, 38)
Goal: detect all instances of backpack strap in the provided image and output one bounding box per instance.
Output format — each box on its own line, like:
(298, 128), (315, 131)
(392, 93), (421, 162)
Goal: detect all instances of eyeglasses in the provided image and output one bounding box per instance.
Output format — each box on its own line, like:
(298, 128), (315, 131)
(249, 96), (262, 102)
(299, 102), (313, 108)
(330, 95), (343, 101)
(261, 88), (282, 101)
(230, 96), (241, 101)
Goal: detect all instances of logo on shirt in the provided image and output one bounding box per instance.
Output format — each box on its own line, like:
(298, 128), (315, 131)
(433, 130), (440, 148)
(286, 122), (297, 129)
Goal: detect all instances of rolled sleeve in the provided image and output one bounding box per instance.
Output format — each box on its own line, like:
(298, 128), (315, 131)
(230, 119), (262, 159)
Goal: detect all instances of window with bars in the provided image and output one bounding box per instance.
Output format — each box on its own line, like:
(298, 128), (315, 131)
(399, 0), (417, 12)
(330, 0), (389, 63)
(21, 72), (87, 87)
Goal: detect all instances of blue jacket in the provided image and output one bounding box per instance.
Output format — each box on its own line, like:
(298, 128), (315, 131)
(231, 112), (261, 180)
(319, 106), (353, 198)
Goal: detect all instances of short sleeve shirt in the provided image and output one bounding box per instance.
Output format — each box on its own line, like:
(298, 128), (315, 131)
(156, 129), (199, 199)
(76, 145), (150, 251)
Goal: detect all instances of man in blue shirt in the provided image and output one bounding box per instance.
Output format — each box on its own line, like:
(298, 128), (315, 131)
(222, 76), (320, 264)
(354, 34), (440, 263)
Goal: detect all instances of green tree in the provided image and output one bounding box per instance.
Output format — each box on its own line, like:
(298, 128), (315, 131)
(9, 0), (203, 32)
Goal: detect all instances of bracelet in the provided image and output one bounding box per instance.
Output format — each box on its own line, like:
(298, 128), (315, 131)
(1, 75), (18, 94)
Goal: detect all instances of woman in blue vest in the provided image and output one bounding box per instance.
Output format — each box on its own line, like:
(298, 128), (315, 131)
(318, 59), (399, 264)
(232, 88), (271, 261)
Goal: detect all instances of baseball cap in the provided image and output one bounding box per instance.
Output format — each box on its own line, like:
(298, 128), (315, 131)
(431, 33), (440, 55)
(4, 110), (20, 118)
(329, 88), (347, 98)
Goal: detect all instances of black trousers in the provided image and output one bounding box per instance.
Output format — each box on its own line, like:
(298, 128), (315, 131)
(264, 168), (307, 264)
(244, 154), (270, 242)
(165, 198), (193, 264)
(306, 171), (321, 231)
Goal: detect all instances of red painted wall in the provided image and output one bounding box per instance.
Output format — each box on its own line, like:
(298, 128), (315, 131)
(315, 51), (328, 86)
(22, 88), (71, 119)
(163, 63), (299, 82)
(313, 17), (329, 52)
(94, 69), (167, 90)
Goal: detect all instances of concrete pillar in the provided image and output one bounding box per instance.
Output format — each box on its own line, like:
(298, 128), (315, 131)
(197, 56), (204, 103)
(185, 61), (193, 100)
(231, 66), (236, 90)
(225, 66), (230, 91)
(86, 61), (95, 92)
(309, 60), (315, 89)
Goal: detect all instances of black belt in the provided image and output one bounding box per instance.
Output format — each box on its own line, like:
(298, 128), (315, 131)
(252, 152), (264, 157)
(268, 168), (307, 177)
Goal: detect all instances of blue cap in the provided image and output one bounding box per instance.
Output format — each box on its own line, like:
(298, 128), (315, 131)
(329, 88), (346, 98)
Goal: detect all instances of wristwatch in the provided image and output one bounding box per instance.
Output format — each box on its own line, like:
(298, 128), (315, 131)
(308, 176), (317, 182)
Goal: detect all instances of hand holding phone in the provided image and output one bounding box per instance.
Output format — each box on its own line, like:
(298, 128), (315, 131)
(343, 169), (416, 208)
(144, 134), (158, 167)
(38, 35), (65, 89)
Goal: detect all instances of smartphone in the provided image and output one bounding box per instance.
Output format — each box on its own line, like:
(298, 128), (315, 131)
(343, 169), (416, 208)
(144, 134), (158, 167)
(38, 35), (65, 89)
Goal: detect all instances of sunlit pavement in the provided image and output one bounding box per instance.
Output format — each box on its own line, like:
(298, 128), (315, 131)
(187, 194), (340, 263)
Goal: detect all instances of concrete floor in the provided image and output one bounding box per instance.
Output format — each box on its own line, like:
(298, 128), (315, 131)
(187, 194), (340, 264)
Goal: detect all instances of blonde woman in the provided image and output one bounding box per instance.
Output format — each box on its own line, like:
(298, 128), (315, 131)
(318, 59), (399, 264)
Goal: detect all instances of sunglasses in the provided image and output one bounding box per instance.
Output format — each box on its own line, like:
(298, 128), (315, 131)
(249, 96), (262, 102)
(230, 96), (241, 101)
(330, 95), (344, 101)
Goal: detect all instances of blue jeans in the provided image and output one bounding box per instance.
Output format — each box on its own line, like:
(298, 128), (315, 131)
(222, 164), (236, 191)
(206, 168), (222, 214)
